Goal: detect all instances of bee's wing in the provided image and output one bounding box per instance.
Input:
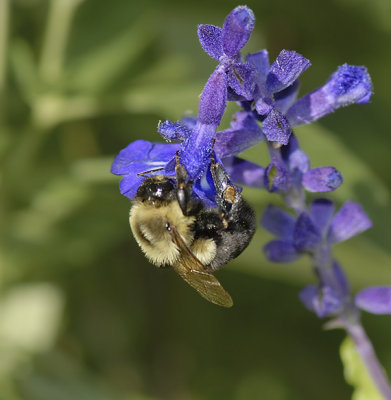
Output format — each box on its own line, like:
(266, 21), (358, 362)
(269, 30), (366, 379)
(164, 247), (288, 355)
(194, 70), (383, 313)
(169, 227), (233, 308)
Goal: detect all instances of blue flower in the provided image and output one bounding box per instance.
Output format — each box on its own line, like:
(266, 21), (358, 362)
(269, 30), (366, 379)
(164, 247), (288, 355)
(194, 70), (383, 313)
(198, 6), (256, 100)
(261, 199), (372, 263)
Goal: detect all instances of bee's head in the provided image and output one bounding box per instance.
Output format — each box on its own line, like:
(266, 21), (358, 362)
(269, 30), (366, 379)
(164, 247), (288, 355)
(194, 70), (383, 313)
(135, 176), (176, 205)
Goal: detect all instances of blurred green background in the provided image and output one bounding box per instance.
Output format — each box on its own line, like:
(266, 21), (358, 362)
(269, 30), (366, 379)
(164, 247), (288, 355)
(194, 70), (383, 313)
(1, 0), (391, 399)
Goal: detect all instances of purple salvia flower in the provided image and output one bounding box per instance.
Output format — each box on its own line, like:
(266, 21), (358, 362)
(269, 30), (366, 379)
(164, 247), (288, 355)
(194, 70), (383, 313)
(261, 199), (372, 263)
(264, 135), (343, 194)
(245, 52), (372, 144)
(299, 284), (343, 318)
(246, 50), (311, 144)
(198, 6), (256, 100)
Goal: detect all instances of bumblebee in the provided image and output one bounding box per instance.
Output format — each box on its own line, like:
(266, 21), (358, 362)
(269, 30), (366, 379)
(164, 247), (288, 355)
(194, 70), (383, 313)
(129, 159), (256, 307)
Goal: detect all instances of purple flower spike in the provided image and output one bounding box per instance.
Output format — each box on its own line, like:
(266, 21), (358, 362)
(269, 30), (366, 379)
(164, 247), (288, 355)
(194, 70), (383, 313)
(286, 64), (373, 126)
(299, 285), (343, 318)
(197, 25), (223, 60)
(355, 287), (391, 314)
(328, 201), (372, 243)
(266, 50), (311, 95)
(302, 167), (343, 192)
(222, 6), (255, 57)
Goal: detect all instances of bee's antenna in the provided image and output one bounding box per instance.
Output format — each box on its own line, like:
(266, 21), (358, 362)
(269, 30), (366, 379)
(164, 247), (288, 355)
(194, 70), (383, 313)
(137, 167), (164, 177)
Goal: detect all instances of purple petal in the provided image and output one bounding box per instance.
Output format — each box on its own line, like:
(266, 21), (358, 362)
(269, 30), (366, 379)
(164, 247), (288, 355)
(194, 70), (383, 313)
(274, 80), (300, 114)
(111, 140), (153, 175)
(261, 205), (296, 239)
(280, 134), (300, 161)
(266, 50), (311, 94)
(158, 120), (192, 142)
(181, 116), (197, 130)
(222, 6), (255, 57)
(299, 285), (342, 318)
(328, 201), (372, 243)
(226, 63), (256, 100)
(215, 112), (263, 158)
(111, 142), (179, 199)
(263, 240), (301, 263)
(198, 68), (227, 126)
(119, 160), (172, 199)
(255, 97), (273, 116)
(324, 64), (372, 105)
(230, 110), (261, 132)
(302, 167), (343, 192)
(355, 287), (391, 314)
(246, 50), (270, 93)
(111, 140), (178, 175)
(223, 156), (265, 188)
(287, 149), (310, 174)
(119, 168), (146, 199)
(197, 24), (223, 60)
(262, 108), (292, 144)
(287, 64), (373, 126)
(310, 198), (335, 234)
(332, 261), (350, 297)
(264, 161), (290, 193)
(180, 123), (216, 180)
(293, 213), (321, 251)
(193, 168), (218, 208)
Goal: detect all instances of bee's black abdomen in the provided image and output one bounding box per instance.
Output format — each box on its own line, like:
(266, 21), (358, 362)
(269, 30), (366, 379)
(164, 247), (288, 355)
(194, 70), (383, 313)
(193, 197), (256, 271)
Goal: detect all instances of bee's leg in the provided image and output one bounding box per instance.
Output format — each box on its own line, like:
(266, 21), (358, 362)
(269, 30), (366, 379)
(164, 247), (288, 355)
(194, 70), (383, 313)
(175, 152), (193, 216)
(210, 161), (239, 215)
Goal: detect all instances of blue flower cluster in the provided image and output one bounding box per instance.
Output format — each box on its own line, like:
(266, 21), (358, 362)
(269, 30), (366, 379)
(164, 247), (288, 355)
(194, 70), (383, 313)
(111, 6), (391, 317)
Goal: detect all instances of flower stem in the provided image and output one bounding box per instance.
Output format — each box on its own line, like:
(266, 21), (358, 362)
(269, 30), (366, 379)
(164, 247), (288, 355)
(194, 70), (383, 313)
(346, 323), (391, 399)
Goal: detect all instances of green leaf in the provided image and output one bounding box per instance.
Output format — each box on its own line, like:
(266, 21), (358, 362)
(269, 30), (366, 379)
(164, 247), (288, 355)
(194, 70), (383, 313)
(340, 337), (383, 400)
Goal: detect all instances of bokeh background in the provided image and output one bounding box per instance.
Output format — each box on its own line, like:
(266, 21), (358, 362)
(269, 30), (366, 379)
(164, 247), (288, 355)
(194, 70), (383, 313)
(1, 0), (391, 399)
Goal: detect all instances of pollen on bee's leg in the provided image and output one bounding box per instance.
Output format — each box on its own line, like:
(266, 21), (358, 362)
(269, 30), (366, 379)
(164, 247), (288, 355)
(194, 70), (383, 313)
(223, 186), (236, 204)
